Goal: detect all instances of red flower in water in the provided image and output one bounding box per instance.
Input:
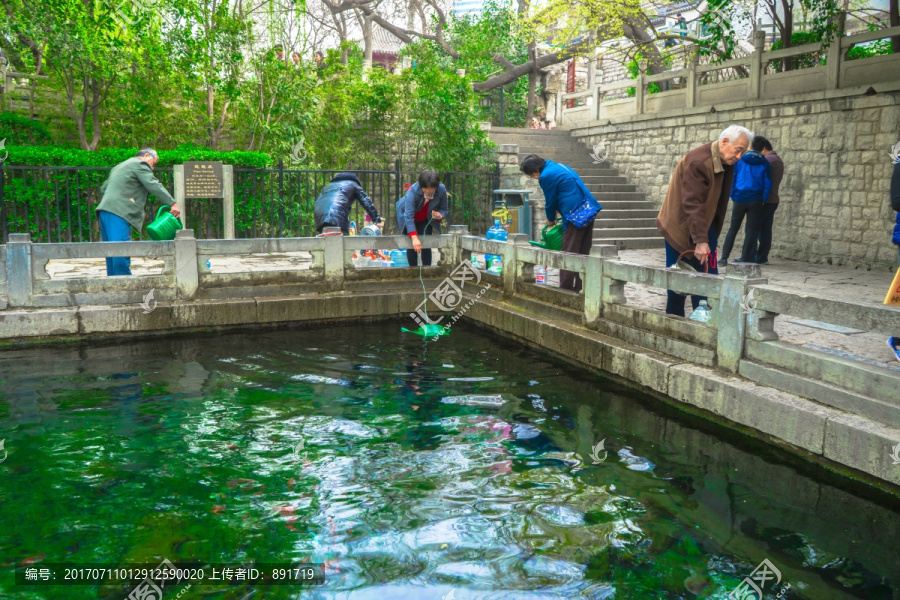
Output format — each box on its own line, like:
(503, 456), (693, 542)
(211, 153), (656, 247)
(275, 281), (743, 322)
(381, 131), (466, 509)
(403, 182), (412, 191)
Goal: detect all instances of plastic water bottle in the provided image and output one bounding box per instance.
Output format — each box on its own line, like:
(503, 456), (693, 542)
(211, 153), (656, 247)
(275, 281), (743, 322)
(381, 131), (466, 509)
(390, 249), (408, 267)
(487, 256), (503, 275)
(535, 265), (547, 284)
(485, 219), (507, 271)
(689, 300), (712, 323)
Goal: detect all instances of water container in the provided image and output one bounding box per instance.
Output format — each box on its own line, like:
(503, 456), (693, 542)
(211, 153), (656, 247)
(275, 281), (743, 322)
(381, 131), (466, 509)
(487, 256), (502, 275)
(485, 219), (507, 266)
(689, 300), (712, 323)
(535, 265), (547, 284)
(146, 206), (183, 241)
(390, 249), (409, 267)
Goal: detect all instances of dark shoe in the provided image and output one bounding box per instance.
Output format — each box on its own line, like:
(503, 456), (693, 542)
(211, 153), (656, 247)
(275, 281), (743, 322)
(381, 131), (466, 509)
(757, 259), (769, 265)
(720, 258), (728, 266)
(733, 258), (745, 264)
(888, 337), (900, 363)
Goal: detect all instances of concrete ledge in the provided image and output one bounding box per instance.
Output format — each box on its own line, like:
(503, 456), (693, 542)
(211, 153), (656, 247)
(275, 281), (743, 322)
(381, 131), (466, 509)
(0, 308), (79, 339)
(740, 360), (900, 426)
(824, 414), (900, 487)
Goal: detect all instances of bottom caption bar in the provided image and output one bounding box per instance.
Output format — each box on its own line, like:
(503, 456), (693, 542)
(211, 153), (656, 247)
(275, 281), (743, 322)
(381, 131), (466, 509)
(15, 562), (327, 586)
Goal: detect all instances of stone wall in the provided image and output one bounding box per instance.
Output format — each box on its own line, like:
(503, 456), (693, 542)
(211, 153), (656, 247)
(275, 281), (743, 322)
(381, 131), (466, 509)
(569, 90), (900, 270)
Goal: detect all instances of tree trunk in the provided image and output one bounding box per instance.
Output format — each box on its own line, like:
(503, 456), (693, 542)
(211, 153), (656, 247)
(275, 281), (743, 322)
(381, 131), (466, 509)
(362, 12), (373, 79)
(526, 43), (536, 122)
(780, 0), (794, 71)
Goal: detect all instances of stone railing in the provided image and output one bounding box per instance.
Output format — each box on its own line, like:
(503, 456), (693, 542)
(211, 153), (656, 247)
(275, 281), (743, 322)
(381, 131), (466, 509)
(557, 25), (900, 128)
(2, 228), (898, 426)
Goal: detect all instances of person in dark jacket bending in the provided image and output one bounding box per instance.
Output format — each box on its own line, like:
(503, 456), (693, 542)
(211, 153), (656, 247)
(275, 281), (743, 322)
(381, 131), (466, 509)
(395, 170), (449, 267)
(519, 154), (601, 293)
(314, 172), (381, 235)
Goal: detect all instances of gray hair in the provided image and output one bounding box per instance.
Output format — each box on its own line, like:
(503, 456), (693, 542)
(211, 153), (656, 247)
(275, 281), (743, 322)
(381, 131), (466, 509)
(136, 148), (159, 160)
(718, 125), (753, 145)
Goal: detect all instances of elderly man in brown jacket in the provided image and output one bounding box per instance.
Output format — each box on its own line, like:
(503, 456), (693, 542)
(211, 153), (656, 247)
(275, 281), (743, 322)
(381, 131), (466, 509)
(657, 125), (751, 316)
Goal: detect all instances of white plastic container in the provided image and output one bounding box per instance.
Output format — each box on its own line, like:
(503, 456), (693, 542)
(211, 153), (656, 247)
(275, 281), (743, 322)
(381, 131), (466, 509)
(535, 265), (547, 284)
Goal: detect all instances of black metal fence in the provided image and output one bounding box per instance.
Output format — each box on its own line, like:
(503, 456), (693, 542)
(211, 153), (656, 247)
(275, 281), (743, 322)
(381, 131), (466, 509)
(0, 160), (500, 243)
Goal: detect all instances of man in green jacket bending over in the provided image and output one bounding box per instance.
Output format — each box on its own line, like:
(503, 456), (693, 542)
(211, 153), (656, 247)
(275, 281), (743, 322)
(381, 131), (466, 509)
(96, 149), (180, 276)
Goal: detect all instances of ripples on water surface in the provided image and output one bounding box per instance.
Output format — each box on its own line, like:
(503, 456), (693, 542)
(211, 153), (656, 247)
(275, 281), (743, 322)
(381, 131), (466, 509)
(0, 323), (898, 599)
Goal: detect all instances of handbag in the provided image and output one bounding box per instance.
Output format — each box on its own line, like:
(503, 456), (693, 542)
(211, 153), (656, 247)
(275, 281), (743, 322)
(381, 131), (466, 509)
(564, 198), (599, 228)
(560, 164), (599, 228)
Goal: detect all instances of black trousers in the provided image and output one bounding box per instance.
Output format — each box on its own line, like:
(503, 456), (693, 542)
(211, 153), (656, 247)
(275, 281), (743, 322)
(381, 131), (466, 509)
(560, 220), (595, 292)
(721, 201), (764, 262)
(405, 220), (433, 266)
(755, 202), (779, 262)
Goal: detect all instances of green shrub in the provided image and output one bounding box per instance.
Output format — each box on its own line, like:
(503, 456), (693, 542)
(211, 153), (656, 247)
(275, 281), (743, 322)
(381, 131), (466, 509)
(0, 112), (52, 146)
(4, 144), (271, 168)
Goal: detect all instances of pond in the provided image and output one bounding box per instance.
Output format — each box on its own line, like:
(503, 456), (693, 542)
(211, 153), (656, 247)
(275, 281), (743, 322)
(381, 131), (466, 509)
(0, 323), (898, 599)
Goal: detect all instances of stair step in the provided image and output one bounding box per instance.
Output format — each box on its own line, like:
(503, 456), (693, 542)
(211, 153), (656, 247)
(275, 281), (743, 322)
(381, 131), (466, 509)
(595, 237), (666, 250)
(592, 192), (647, 201)
(585, 183), (638, 193)
(595, 227), (661, 239)
(593, 218), (658, 229)
(490, 127), (575, 137)
(598, 200), (657, 210)
(491, 138), (582, 149)
(599, 209), (659, 219)
(515, 147), (599, 157)
(573, 172), (622, 179)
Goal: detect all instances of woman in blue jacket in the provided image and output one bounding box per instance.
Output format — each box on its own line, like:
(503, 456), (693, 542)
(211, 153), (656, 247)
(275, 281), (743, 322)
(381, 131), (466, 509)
(520, 154), (601, 292)
(395, 170), (449, 267)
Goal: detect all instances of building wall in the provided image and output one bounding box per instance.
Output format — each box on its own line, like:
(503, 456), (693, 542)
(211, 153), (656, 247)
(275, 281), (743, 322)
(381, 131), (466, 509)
(568, 90), (900, 269)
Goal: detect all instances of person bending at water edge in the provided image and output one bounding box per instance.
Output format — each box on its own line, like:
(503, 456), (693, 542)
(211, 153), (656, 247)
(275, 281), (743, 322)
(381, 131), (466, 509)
(519, 154), (601, 293)
(96, 149), (181, 277)
(396, 169), (449, 267)
(313, 172), (382, 235)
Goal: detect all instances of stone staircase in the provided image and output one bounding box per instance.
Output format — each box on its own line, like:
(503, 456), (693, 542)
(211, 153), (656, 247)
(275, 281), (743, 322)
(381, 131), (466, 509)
(490, 127), (664, 249)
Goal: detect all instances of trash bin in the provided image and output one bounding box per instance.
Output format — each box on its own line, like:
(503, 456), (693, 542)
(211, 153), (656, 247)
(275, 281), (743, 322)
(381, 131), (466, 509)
(492, 189), (533, 239)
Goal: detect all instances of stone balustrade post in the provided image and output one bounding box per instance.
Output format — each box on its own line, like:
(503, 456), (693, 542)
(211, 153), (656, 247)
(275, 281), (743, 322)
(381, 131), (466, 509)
(174, 229), (199, 300)
(716, 263), (767, 373)
(7, 233), (33, 308)
(750, 31), (765, 99)
(686, 50), (699, 109)
(503, 233), (528, 298)
(635, 60), (647, 115)
(449, 224), (469, 266)
(322, 227), (345, 292)
(584, 244), (618, 325)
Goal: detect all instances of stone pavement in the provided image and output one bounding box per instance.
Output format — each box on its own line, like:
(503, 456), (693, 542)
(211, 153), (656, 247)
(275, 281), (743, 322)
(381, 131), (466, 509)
(41, 248), (900, 369)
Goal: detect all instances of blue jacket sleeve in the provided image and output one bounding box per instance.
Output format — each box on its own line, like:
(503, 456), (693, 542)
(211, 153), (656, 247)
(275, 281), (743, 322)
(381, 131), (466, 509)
(400, 186), (417, 235)
(762, 162), (773, 203)
(541, 173), (558, 222)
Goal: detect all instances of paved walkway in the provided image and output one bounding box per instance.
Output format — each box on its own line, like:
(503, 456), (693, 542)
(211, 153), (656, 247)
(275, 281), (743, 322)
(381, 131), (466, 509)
(42, 248), (899, 369)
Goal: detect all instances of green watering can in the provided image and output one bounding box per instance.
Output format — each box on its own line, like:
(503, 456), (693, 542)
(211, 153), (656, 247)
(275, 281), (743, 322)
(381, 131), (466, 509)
(528, 223), (563, 251)
(146, 206), (183, 241)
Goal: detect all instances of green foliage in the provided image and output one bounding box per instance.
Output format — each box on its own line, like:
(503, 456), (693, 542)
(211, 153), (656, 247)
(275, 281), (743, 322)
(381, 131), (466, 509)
(846, 38), (895, 60)
(448, 1), (531, 127)
(5, 145), (271, 168)
(624, 53), (672, 96)
(0, 112), (52, 145)
(770, 32), (823, 71)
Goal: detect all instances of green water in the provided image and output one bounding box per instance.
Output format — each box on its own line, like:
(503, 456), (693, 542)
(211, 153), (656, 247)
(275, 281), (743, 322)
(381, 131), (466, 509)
(0, 323), (898, 600)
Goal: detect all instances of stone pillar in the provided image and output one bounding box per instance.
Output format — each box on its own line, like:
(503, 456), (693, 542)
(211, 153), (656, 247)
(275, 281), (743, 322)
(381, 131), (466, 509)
(223, 165), (235, 239)
(174, 229), (199, 300)
(583, 244), (618, 325)
(686, 50), (699, 109)
(716, 263), (767, 373)
(449, 224), (469, 266)
(503, 233), (528, 298)
(749, 31), (765, 99)
(174, 165), (186, 228)
(322, 227), (345, 292)
(7, 233), (33, 308)
(635, 60), (647, 115)
(826, 32), (843, 90)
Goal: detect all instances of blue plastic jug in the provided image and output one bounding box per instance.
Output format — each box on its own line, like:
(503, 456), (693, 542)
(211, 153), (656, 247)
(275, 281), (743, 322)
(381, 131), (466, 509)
(390, 249), (409, 267)
(485, 219), (507, 268)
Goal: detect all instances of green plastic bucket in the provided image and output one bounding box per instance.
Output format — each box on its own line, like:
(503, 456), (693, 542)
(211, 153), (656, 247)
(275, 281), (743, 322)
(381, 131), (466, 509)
(146, 206), (183, 241)
(528, 223), (563, 251)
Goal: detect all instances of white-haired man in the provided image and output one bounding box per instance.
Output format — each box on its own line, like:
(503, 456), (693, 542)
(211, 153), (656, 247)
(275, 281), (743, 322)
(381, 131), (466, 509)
(96, 149), (180, 276)
(656, 125), (751, 316)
